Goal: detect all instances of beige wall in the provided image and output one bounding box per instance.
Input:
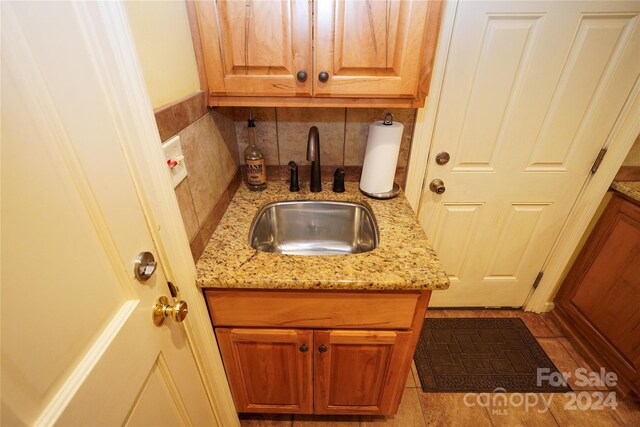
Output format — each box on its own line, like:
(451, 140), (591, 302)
(124, 0), (200, 109)
(622, 134), (640, 166)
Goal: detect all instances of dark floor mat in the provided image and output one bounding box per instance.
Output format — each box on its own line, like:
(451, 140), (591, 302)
(414, 318), (572, 393)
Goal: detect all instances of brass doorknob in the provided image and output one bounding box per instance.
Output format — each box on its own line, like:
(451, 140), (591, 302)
(153, 296), (188, 326)
(429, 179), (446, 194)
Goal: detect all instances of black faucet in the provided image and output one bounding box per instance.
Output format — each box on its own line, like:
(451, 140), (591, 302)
(288, 161), (300, 192)
(307, 126), (321, 192)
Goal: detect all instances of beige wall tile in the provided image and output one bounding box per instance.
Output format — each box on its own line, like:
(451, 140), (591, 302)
(211, 107), (240, 185)
(344, 109), (416, 166)
(179, 114), (229, 225)
(173, 177), (199, 241)
(234, 107), (279, 165)
(276, 108), (345, 166)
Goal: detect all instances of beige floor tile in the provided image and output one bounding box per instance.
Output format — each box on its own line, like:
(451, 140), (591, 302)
(361, 388), (426, 427)
(406, 366), (417, 388)
(424, 309), (448, 318)
(292, 414), (359, 426)
(521, 313), (554, 338)
(411, 361), (423, 390)
(239, 413), (293, 426)
(547, 392), (624, 426)
(418, 392), (493, 427)
(613, 397), (640, 426)
(537, 338), (586, 391)
(540, 312), (566, 337)
(486, 393), (558, 426)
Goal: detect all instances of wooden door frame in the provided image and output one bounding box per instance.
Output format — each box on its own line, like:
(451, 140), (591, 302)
(405, 0), (640, 313)
(75, 3), (239, 426)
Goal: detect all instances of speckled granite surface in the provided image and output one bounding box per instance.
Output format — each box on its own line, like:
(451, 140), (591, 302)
(196, 182), (449, 291)
(611, 181), (640, 203)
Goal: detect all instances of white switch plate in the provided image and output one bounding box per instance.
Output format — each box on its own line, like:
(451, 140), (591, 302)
(162, 135), (188, 188)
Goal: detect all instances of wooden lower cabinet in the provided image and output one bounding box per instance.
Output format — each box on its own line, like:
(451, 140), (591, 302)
(207, 289), (430, 415)
(553, 192), (640, 398)
(216, 328), (313, 414)
(314, 330), (411, 415)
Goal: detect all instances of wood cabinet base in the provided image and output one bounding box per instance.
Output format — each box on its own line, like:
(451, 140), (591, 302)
(206, 289), (431, 415)
(553, 193), (640, 398)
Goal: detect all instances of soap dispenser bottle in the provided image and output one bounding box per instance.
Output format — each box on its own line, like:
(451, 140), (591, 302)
(244, 114), (267, 191)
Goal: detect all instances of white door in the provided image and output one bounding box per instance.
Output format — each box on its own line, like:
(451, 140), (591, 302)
(419, 0), (640, 307)
(1, 2), (218, 426)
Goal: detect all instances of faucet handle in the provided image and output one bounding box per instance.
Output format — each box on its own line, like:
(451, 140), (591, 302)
(333, 168), (345, 193)
(288, 161), (300, 192)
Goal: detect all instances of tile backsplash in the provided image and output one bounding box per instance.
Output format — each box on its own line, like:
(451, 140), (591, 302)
(155, 92), (240, 261)
(233, 107), (417, 186)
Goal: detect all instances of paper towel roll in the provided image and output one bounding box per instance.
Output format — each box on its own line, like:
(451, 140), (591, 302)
(360, 120), (404, 195)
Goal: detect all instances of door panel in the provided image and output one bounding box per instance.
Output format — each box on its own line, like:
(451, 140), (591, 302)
(1, 2), (216, 425)
(196, 0), (312, 97)
(216, 328), (313, 413)
(420, 0), (640, 307)
(314, 0), (433, 98)
(314, 330), (411, 415)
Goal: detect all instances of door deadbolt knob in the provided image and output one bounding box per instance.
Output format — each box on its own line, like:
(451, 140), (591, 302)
(318, 344), (328, 353)
(153, 296), (188, 326)
(296, 70), (307, 82)
(429, 179), (446, 194)
(435, 152), (450, 165)
(318, 71), (329, 82)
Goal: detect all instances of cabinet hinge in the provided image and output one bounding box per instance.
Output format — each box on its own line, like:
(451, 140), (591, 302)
(590, 148), (607, 174)
(532, 271), (544, 289)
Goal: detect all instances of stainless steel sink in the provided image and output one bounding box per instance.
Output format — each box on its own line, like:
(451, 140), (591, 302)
(249, 201), (379, 255)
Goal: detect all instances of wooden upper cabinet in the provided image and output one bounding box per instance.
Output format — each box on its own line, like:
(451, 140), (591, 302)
(193, 0), (312, 97)
(314, 330), (411, 415)
(216, 328), (313, 413)
(188, 0), (443, 107)
(314, 0), (434, 99)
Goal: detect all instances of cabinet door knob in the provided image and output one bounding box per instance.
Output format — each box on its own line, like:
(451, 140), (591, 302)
(299, 344), (308, 352)
(296, 70), (307, 82)
(318, 71), (329, 83)
(318, 344), (328, 353)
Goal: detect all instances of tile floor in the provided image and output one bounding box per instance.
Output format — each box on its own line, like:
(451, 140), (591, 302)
(239, 309), (640, 426)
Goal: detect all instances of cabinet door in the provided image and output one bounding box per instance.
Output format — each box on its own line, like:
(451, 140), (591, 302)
(314, 0), (439, 99)
(556, 194), (640, 395)
(314, 330), (411, 415)
(196, 0), (312, 97)
(216, 328), (313, 413)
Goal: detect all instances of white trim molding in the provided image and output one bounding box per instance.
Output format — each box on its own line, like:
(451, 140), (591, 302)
(525, 76), (640, 313)
(405, 0), (459, 211)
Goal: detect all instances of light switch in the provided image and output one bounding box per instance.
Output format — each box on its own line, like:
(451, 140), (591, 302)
(162, 135), (188, 188)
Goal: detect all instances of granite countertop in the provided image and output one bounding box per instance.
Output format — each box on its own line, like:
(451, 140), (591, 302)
(196, 181), (449, 291)
(611, 181), (640, 203)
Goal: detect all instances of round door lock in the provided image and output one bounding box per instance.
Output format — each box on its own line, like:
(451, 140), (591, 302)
(429, 179), (446, 194)
(134, 251), (157, 282)
(299, 344), (309, 352)
(296, 70), (308, 82)
(435, 152), (450, 165)
(153, 296), (188, 326)
(318, 344), (328, 353)
(318, 71), (329, 83)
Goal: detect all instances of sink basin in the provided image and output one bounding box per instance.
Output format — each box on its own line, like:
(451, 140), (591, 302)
(249, 201), (379, 255)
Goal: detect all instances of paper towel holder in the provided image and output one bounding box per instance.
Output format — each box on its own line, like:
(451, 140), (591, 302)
(383, 112), (394, 125)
